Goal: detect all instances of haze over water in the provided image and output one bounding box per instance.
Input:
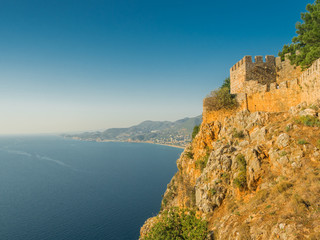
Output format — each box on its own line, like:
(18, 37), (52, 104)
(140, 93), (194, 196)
(0, 136), (182, 240)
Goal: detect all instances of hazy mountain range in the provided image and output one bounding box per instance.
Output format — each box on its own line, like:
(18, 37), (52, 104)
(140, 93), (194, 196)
(63, 115), (202, 147)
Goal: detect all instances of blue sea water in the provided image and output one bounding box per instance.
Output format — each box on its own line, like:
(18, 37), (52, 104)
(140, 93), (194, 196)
(0, 136), (182, 240)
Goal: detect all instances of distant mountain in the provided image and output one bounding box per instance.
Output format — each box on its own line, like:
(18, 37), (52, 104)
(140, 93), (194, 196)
(63, 115), (202, 147)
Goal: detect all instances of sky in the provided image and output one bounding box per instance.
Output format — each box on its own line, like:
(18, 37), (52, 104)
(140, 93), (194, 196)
(0, 0), (313, 134)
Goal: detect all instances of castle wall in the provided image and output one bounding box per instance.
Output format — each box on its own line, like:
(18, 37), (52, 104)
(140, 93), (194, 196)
(238, 56), (320, 112)
(201, 55), (320, 121)
(276, 55), (302, 83)
(246, 79), (301, 112)
(230, 56), (251, 94)
(301, 58), (320, 104)
(228, 54), (320, 113)
(230, 55), (276, 94)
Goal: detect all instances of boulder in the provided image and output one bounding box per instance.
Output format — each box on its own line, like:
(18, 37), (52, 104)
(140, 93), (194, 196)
(250, 127), (267, 144)
(276, 133), (290, 148)
(299, 108), (317, 117)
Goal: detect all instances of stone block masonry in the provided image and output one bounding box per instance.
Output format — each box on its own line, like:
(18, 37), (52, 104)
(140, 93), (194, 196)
(301, 58), (320, 104)
(276, 54), (302, 83)
(246, 79), (301, 112)
(230, 55), (276, 94)
(226, 54), (320, 113)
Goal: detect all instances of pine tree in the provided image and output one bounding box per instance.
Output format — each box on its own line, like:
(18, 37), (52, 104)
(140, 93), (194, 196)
(279, 0), (320, 69)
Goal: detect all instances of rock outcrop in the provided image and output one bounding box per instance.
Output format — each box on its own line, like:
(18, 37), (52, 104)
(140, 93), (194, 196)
(140, 102), (320, 240)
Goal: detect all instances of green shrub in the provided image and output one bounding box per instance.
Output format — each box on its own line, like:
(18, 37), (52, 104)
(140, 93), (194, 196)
(232, 128), (245, 139)
(280, 151), (287, 156)
(309, 105), (319, 111)
(162, 198), (168, 208)
(208, 188), (217, 197)
(195, 153), (209, 172)
(204, 87), (238, 111)
(185, 151), (194, 159)
(233, 172), (247, 189)
(298, 139), (308, 145)
(236, 154), (246, 171)
(295, 115), (320, 127)
(233, 154), (247, 190)
(192, 125), (200, 140)
(203, 77), (238, 111)
(141, 208), (208, 240)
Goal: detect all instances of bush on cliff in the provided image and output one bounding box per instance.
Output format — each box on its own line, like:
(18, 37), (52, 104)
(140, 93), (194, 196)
(233, 154), (247, 190)
(203, 77), (238, 111)
(295, 115), (320, 127)
(195, 152), (209, 172)
(141, 208), (208, 240)
(279, 0), (320, 69)
(192, 125), (200, 139)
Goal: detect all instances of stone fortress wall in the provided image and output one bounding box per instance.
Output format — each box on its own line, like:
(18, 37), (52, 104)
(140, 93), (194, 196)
(230, 55), (276, 94)
(229, 53), (320, 113)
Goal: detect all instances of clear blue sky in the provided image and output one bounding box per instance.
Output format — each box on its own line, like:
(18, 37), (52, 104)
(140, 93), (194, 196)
(0, 0), (312, 134)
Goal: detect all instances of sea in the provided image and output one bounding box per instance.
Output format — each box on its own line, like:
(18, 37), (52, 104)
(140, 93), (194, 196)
(0, 135), (182, 240)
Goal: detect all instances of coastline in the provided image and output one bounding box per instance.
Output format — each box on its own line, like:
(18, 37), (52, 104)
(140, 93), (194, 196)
(141, 142), (185, 149)
(66, 137), (186, 150)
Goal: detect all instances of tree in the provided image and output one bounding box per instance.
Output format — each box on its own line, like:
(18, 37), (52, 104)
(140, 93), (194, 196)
(221, 77), (231, 89)
(203, 77), (238, 111)
(279, 0), (320, 69)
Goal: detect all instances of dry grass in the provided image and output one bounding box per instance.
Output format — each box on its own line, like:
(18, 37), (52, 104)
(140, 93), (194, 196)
(310, 232), (320, 240)
(254, 189), (270, 204)
(274, 181), (293, 193)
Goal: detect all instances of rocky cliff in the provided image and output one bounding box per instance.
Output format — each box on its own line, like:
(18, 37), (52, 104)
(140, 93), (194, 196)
(140, 101), (320, 239)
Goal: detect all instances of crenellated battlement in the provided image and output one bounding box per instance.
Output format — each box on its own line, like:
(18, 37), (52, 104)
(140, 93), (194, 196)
(275, 53), (292, 66)
(231, 56), (251, 71)
(300, 58), (320, 82)
(230, 55), (276, 94)
(228, 54), (320, 113)
(231, 55), (276, 71)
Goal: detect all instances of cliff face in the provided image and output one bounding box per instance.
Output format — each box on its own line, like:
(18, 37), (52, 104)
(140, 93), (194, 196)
(140, 101), (320, 240)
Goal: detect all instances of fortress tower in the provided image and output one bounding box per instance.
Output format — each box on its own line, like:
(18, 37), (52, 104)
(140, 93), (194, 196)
(230, 55), (276, 94)
(227, 53), (320, 113)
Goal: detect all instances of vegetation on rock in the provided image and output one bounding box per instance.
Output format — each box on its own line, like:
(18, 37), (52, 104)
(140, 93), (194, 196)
(185, 150), (194, 159)
(203, 77), (238, 111)
(195, 152), (210, 172)
(279, 0), (320, 69)
(232, 128), (245, 139)
(295, 115), (320, 127)
(192, 125), (200, 140)
(141, 208), (208, 240)
(233, 154), (247, 189)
